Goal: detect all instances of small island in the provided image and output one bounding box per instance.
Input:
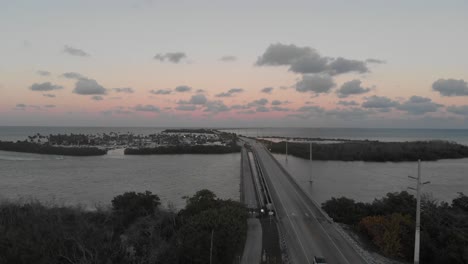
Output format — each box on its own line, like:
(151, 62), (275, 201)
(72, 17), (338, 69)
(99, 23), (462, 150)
(125, 130), (240, 155)
(0, 140), (107, 156)
(264, 139), (468, 162)
(0, 129), (240, 156)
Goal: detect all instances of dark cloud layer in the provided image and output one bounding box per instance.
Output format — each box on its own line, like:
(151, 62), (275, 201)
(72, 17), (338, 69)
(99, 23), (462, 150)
(215, 88), (244, 97)
(336, 79), (371, 98)
(396, 96), (442, 115)
(175, 85), (192, 93)
(256, 43), (369, 75)
(150, 89), (172, 95)
(362, 95), (399, 109)
(30, 82), (63, 92)
(63, 45), (89, 57)
(112, 87), (134, 94)
(134, 104), (160, 112)
(295, 74), (335, 94)
(154, 52), (187, 63)
(447, 105), (468, 116)
(261, 87), (274, 94)
(73, 78), (107, 95)
(432, 78), (468, 96)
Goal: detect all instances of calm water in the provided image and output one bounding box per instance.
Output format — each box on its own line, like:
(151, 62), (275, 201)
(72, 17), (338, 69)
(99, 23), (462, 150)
(273, 153), (468, 204)
(222, 127), (468, 145)
(0, 150), (240, 209)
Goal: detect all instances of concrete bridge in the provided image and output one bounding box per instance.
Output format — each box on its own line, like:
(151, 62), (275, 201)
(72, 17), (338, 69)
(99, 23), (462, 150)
(242, 138), (367, 264)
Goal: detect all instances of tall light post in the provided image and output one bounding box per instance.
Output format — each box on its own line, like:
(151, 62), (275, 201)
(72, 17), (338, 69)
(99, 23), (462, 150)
(309, 142), (313, 183)
(408, 160), (430, 264)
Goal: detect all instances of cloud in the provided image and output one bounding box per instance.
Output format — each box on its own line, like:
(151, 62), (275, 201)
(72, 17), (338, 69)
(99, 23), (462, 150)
(44, 104), (56, 108)
(362, 95), (399, 109)
(16, 103), (26, 108)
(219, 55), (237, 62)
(338, 100), (359, 106)
(196, 89), (206, 93)
(134, 104), (160, 112)
(204, 100), (229, 113)
(176, 105), (197, 111)
(297, 105), (325, 113)
(447, 105), (468, 116)
(366, 58), (386, 64)
(154, 52), (187, 63)
(326, 107), (371, 120)
(63, 45), (89, 57)
(112, 87), (134, 94)
(43, 94), (56, 98)
(256, 43), (369, 75)
(238, 110), (256, 115)
(328, 57), (368, 75)
(256, 43), (314, 66)
(432, 78), (468, 96)
(271, 106), (290, 112)
(295, 74), (335, 94)
(150, 89), (172, 95)
(36, 70), (51, 76)
(29, 82), (64, 92)
(261, 87), (274, 94)
(256, 106), (270, 112)
(91, 95), (104, 101)
(62, 72), (86, 80)
(73, 78), (107, 95)
(289, 52), (329, 74)
(396, 96), (443, 115)
(271, 100), (282, 106)
(231, 104), (250, 110)
(248, 98), (268, 107)
(188, 94), (207, 105)
(175, 85), (192, 93)
(336, 79), (371, 98)
(215, 88), (244, 97)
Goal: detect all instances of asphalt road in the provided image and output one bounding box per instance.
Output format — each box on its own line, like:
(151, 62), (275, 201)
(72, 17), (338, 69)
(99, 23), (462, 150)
(241, 147), (258, 209)
(248, 139), (366, 264)
(241, 218), (263, 264)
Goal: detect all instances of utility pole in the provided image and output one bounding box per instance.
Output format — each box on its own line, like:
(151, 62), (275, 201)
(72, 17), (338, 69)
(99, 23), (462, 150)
(309, 142), (313, 183)
(408, 160), (430, 264)
(209, 229), (214, 264)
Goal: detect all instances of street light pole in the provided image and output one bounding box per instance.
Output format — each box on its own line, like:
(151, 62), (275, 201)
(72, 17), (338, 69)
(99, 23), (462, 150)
(408, 160), (430, 264)
(309, 142), (313, 183)
(210, 229), (214, 264)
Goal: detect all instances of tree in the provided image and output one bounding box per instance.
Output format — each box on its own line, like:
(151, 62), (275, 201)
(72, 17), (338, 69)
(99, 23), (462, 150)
(112, 191), (160, 227)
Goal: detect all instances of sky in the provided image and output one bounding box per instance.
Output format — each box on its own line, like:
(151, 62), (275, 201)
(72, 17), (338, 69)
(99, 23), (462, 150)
(1, 0), (468, 128)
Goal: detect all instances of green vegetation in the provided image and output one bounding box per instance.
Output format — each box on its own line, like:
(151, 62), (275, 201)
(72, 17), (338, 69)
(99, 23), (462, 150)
(125, 144), (241, 155)
(322, 192), (468, 263)
(0, 189), (247, 264)
(266, 140), (468, 161)
(0, 140), (107, 156)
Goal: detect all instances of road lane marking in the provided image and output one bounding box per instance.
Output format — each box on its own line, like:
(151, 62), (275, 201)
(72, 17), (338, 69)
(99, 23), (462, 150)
(257, 143), (357, 264)
(254, 146), (311, 264)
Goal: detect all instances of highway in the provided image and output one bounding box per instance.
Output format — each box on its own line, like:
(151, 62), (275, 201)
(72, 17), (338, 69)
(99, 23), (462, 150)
(247, 139), (366, 264)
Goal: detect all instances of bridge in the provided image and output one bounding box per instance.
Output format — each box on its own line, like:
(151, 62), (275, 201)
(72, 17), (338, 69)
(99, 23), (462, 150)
(244, 138), (367, 264)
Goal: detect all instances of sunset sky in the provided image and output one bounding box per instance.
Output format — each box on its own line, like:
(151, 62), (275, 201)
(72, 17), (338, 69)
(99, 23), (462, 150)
(1, 0), (468, 128)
